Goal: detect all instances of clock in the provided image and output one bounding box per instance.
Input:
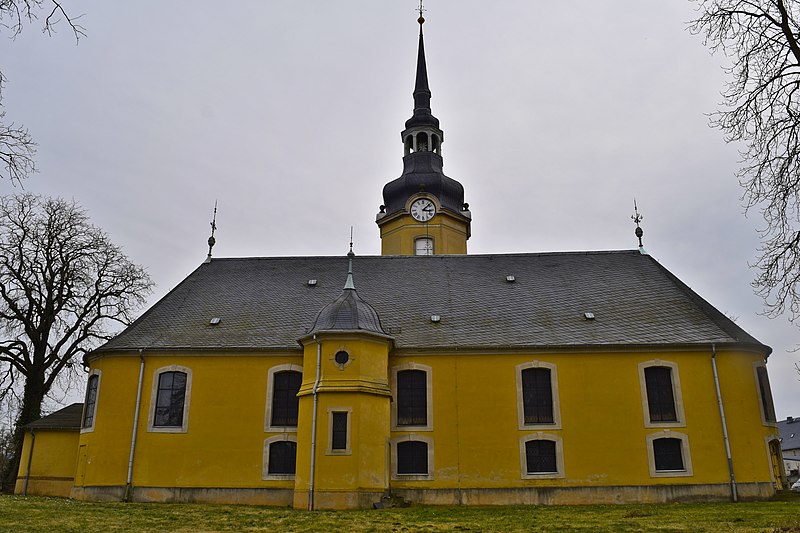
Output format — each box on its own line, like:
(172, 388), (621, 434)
(410, 198), (436, 222)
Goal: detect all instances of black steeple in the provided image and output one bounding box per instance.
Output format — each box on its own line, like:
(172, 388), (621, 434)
(380, 14), (466, 218)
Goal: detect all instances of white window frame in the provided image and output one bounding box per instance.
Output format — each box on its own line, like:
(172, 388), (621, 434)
(265, 363), (303, 433)
(147, 365), (192, 433)
(414, 236), (434, 256)
(326, 407), (352, 456)
(80, 369), (102, 434)
(390, 434), (434, 481)
(262, 434), (298, 481)
(391, 363), (433, 432)
(519, 432), (565, 479)
(516, 361), (561, 430)
(646, 430), (693, 478)
(753, 363), (778, 426)
(638, 360), (685, 428)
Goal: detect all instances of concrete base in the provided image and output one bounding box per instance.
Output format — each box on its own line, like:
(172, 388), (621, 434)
(15, 476), (74, 498)
(69, 482), (775, 508)
(391, 482), (775, 506)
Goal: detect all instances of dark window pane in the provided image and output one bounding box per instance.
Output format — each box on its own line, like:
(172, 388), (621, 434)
(653, 438), (684, 471)
(525, 440), (557, 473)
(331, 412), (348, 450)
(397, 440), (428, 474)
(82, 375), (99, 428)
(521, 368), (554, 424)
(271, 370), (302, 427)
(645, 366), (677, 422)
(397, 370), (427, 426)
(154, 371), (187, 427)
(756, 367), (777, 423)
(268, 440), (297, 475)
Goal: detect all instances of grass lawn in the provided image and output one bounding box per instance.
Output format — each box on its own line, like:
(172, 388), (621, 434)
(1, 493), (798, 532)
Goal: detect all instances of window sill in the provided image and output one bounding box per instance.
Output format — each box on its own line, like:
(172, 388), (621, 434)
(147, 425), (188, 434)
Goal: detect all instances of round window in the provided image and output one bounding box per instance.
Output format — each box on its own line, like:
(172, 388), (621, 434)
(334, 351), (349, 365)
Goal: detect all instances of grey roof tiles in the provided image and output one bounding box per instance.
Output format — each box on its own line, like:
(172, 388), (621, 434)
(94, 251), (767, 354)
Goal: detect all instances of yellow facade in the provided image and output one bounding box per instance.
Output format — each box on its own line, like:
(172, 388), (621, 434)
(66, 342), (779, 507)
(378, 207), (470, 256)
(15, 429), (79, 498)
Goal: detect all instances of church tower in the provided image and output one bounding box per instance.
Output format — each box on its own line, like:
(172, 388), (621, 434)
(376, 15), (471, 256)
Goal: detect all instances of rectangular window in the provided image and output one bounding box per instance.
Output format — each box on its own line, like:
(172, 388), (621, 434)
(644, 366), (677, 422)
(331, 412), (348, 451)
(271, 371), (302, 427)
(268, 440), (297, 475)
(522, 368), (554, 424)
(653, 437), (684, 471)
(756, 366), (777, 423)
(397, 370), (427, 426)
(154, 371), (187, 427)
(82, 374), (99, 429)
(397, 440), (428, 475)
(525, 439), (558, 474)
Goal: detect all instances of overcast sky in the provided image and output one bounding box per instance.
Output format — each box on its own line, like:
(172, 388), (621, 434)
(1, 1), (798, 419)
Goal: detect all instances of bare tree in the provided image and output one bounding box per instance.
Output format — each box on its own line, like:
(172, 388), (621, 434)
(0, 194), (152, 490)
(0, 1), (84, 184)
(689, 1), (800, 322)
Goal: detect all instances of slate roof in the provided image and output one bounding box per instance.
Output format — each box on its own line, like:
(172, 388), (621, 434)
(25, 403), (83, 431)
(93, 251), (768, 356)
(779, 417), (800, 452)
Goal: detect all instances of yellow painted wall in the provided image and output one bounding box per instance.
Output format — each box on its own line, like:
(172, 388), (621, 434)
(15, 429), (79, 497)
(74, 344), (775, 505)
(387, 349), (775, 491)
(76, 352), (302, 491)
(379, 212), (469, 255)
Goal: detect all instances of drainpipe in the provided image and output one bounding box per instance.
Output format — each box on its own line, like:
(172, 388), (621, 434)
(22, 429), (36, 496)
(308, 335), (322, 511)
(124, 349), (146, 502)
(711, 344), (737, 502)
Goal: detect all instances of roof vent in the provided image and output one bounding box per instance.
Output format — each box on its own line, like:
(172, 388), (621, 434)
(584, 312), (595, 320)
(430, 315), (441, 323)
(506, 275), (516, 283)
(308, 279), (317, 286)
(209, 317), (221, 325)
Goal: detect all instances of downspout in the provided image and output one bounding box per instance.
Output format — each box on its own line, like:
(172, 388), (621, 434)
(22, 429), (35, 496)
(711, 344), (738, 502)
(124, 349), (146, 502)
(308, 335), (322, 511)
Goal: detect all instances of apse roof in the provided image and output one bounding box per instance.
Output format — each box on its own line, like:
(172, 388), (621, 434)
(92, 251), (768, 356)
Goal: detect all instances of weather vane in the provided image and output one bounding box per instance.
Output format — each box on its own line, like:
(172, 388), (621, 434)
(207, 201), (218, 259)
(349, 226), (354, 256)
(418, 0), (426, 23)
(631, 199), (644, 251)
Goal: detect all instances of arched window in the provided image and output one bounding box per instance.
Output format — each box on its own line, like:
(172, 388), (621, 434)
(81, 371), (101, 431)
(271, 370), (302, 427)
(148, 365), (192, 433)
(638, 360), (684, 427)
(416, 132), (429, 152)
(519, 434), (564, 479)
(645, 431), (693, 477)
(391, 434), (434, 480)
(262, 434), (298, 479)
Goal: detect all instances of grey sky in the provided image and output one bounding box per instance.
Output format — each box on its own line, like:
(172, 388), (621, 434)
(1, 1), (797, 419)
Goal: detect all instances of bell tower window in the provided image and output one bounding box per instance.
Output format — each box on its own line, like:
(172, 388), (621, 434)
(416, 132), (429, 152)
(415, 237), (433, 256)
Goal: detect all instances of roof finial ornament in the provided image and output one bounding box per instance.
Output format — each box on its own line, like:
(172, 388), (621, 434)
(344, 226), (356, 289)
(417, 0), (426, 25)
(631, 199), (646, 254)
(205, 201), (218, 262)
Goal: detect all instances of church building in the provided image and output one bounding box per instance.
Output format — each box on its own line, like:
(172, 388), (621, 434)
(16, 15), (784, 509)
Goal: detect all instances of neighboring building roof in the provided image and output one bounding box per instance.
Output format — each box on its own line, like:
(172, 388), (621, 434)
(779, 416), (800, 451)
(24, 403), (83, 431)
(92, 251), (768, 356)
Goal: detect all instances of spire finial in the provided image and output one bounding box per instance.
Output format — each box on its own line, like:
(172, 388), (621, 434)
(344, 226), (356, 289)
(206, 201), (218, 261)
(631, 199), (645, 253)
(417, 0), (425, 25)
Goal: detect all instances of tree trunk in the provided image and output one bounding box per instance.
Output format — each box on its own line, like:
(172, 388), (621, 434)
(1, 371), (46, 492)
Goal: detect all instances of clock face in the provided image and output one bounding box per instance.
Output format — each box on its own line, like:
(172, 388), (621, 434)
(410, 198), (436, 222)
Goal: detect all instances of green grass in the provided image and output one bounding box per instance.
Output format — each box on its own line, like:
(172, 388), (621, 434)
(1, 494), (799, 532)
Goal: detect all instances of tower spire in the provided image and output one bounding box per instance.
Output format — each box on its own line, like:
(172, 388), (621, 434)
(413, 3), (431, 114)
